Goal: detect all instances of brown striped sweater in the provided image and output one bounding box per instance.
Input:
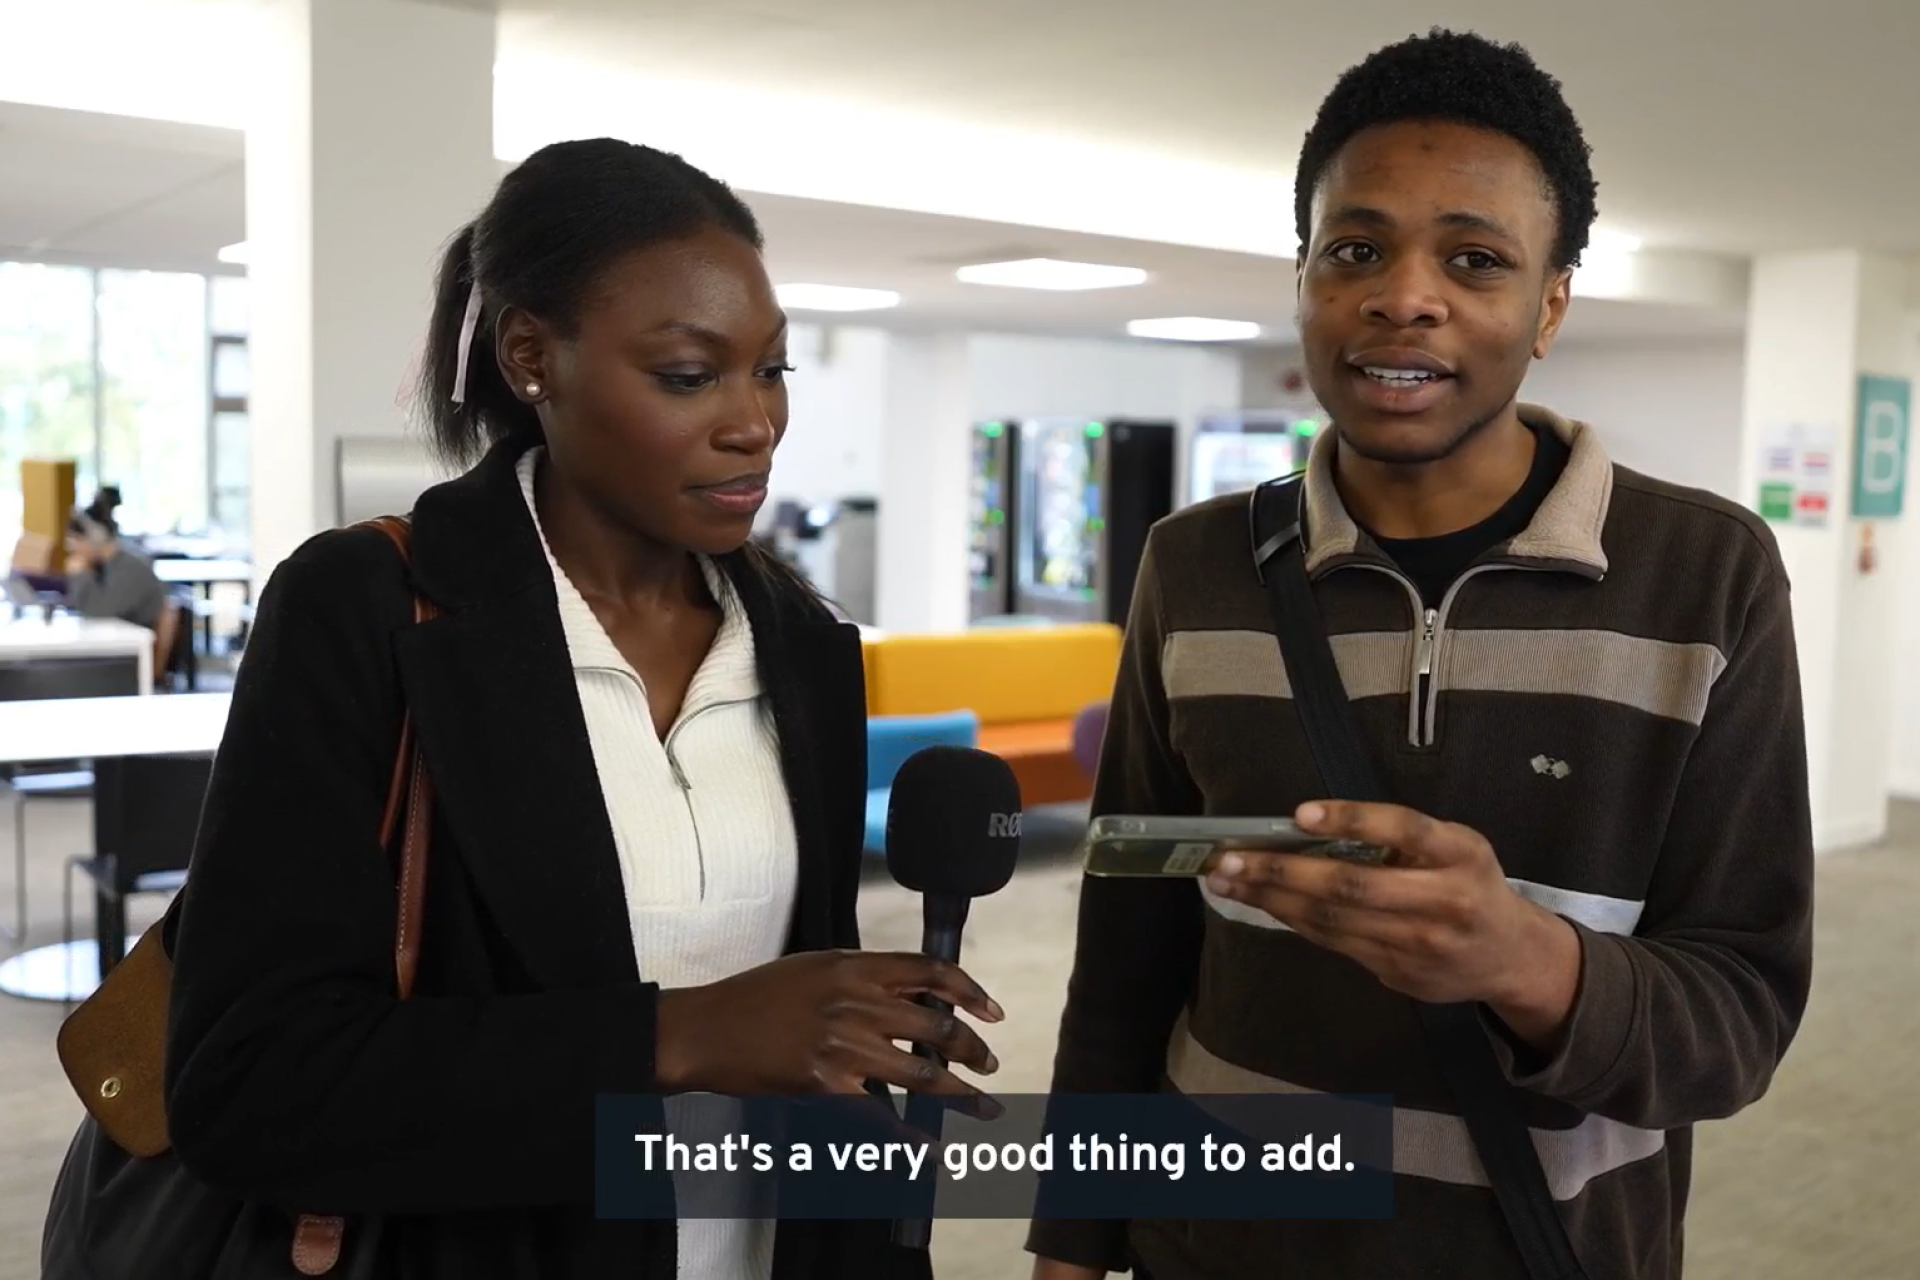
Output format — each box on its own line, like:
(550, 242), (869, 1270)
(1028, 405), (1815, 1278)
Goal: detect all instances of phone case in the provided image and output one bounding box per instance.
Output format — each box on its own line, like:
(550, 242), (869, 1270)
(1082, 815), (1390, 876)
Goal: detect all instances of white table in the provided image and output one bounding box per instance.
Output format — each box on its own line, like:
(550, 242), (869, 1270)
(142, 535), (246, 561)
(0, 692), (230, 764)
(1, 692), (231, 1001)
(0, 615), (154, 694)
(153, 558), (252, 586)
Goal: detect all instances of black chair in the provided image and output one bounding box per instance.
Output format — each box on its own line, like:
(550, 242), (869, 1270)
(0, 656), (143, 947)
(63, 752), (213, 984)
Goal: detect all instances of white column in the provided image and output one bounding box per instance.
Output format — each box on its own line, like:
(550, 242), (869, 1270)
(876, 332), (973, 633)
(246, 0), (498, 585)
(1886, 279), (1920, 800)
(1738, 251), (1917, 849)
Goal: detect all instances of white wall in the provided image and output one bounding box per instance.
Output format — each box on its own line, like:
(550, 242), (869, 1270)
(1523, 340), (1746, 499)
(968, 333), (1243, 421)
(767, 323), (888, 511)
(876, 332), (973, 632)
(1239, 345), (1316, 409)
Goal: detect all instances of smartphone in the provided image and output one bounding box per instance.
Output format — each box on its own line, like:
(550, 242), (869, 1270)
(1082, 814), (1392, 876)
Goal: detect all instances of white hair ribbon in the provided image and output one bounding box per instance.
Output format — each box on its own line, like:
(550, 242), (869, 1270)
(450, 284), (484, 405)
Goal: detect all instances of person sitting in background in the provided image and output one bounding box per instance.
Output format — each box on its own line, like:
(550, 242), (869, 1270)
(65, 513), (167, 630)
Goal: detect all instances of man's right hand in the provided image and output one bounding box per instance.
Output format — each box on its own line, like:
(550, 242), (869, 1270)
(655, 950), (1003, 1101)
(1031, 1261), (1105, 1280)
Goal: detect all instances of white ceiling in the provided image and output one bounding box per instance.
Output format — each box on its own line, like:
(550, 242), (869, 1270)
(0, 102), (241, 272)
(0, 99), (1741, 347)
(488, 0), (1920, 256)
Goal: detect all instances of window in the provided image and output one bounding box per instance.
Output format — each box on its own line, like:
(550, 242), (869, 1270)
(0, 262), (98, 536)
(209, 278), (250, 536)
(99, 268), (211, 535)
(0, 261), (246, 542)
(210, 276), (251, 537)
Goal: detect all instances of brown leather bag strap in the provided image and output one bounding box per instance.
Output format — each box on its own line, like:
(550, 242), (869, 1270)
(291, 515), (440, 1277)
(359, 515), (439, 999)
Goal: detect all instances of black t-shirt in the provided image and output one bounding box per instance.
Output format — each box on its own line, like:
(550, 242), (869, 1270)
(1366, 425), (1571, 608)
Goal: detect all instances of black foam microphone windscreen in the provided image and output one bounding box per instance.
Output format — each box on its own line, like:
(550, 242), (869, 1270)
(884, 746), (1023, 900)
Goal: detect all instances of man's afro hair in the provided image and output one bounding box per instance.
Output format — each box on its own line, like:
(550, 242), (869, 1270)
(1294, 28), (1599, 271)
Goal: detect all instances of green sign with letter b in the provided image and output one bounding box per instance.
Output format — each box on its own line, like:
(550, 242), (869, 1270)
(1852, 374), (1910, 519)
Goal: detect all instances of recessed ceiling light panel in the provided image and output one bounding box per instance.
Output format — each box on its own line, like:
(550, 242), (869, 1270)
(775, 283), (902, 312)
(1126, 316), (1262, 342)
(955, 258), (1148, 291)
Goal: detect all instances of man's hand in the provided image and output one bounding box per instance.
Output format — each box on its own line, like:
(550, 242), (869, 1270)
(1204, 801), (1582, 1049)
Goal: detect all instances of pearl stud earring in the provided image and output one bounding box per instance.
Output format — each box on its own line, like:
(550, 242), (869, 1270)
(524, 381), (542, 398)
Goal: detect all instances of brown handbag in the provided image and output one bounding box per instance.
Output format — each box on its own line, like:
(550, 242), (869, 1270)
(52, 515), (440, 1277)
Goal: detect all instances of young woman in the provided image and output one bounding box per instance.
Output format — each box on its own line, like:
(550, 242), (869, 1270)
(163, 138), (1000, 1278)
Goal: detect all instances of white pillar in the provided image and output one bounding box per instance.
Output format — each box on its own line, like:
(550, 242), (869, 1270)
(1738, 251), (1917, 848)
(1886, 284), (1920, 800)
(877, 332), (973, 633)
(246, 0), (498, 585)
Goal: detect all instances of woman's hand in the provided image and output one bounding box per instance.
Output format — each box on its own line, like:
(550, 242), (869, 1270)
(654, 950), (1003, 1101)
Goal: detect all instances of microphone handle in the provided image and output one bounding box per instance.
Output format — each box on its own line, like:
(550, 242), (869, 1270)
(913, 912), (965, 1065)
(894, 897), (969, 1251)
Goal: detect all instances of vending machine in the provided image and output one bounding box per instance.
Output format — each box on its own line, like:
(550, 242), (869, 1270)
(967, 421), (1020, 621)
(1185, 408), (1327, 505)
(1012, 417), (1175, 626)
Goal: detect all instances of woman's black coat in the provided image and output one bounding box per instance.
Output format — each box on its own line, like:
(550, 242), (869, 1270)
(163, 436), (918, 1277)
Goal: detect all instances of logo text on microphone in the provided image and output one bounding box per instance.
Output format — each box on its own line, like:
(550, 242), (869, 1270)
(988, 813), (1023, 839)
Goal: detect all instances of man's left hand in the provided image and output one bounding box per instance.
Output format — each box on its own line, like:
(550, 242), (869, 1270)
(1204, 800), (1583, 1049)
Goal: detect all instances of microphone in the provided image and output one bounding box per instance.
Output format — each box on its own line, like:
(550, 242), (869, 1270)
(883, 745), (1023, 1250)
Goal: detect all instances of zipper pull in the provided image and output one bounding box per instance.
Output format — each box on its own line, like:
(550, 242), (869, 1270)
(667, 750), (691, 792)
(1417, 609), (1437, 676)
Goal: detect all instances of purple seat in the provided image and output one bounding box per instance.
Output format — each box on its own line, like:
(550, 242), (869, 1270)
(1069, 701), (1109, 780)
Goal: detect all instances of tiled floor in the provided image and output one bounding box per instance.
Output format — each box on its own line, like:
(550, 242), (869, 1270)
(3, 799), (1915, 1277)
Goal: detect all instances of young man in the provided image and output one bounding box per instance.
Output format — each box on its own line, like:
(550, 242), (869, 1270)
(65, 513), (168, 631)
(1028, 29), (1814, 1280)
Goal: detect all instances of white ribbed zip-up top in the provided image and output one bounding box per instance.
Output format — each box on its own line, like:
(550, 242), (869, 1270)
(517, 450), (795, 1279)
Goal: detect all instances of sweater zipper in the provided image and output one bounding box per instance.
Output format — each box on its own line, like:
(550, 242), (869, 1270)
(1415, 606), (1438, 740)
(1346, 561), (1534, 747)
(1349, 565), (1430, 747)
(661, 693), (756, 900)
(1418, 562), (1564, 745)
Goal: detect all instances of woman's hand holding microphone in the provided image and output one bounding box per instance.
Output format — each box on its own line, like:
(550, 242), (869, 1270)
(655, 949), (1002, 1102)
(662, 950), (1124, 1280)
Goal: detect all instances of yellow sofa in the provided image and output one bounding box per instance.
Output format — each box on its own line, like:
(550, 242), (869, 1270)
(862, 623), (1122, 804)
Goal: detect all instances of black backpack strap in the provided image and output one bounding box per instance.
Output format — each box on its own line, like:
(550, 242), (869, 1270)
(1248, 476), (1588, 1280)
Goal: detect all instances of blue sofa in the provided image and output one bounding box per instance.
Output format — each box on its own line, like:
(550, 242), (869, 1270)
(864, 709), (981, 854)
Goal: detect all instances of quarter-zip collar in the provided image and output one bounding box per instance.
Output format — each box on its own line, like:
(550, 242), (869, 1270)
(515, 448), (761, 717)
(1300, 402), (1614, 582)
